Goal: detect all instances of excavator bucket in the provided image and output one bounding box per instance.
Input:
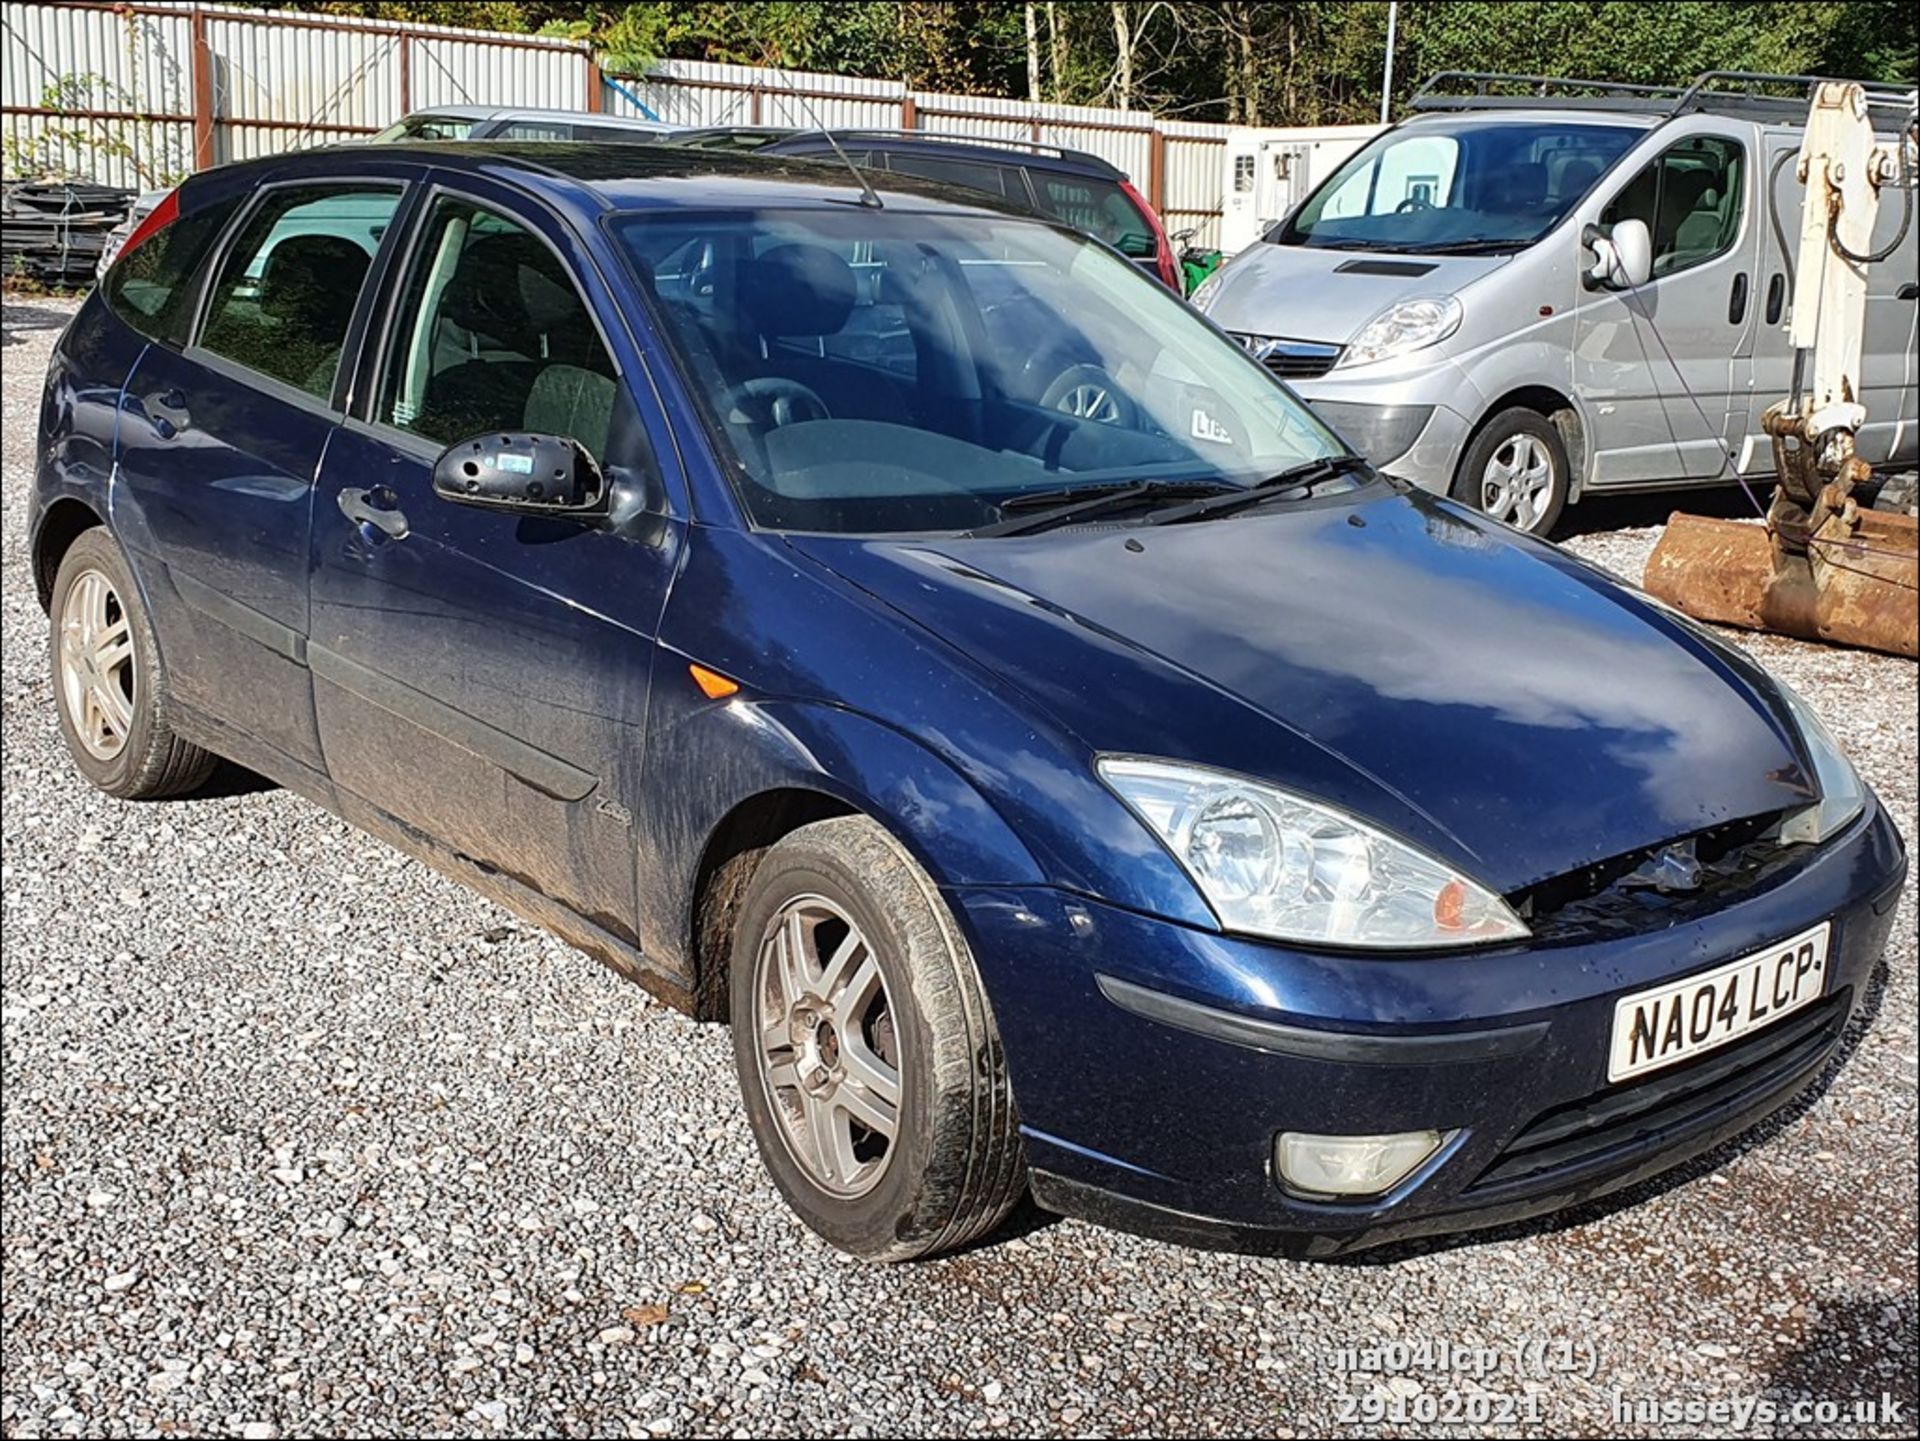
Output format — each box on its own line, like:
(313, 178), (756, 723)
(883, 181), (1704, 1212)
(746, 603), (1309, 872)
(1645, 507), (1918, 658)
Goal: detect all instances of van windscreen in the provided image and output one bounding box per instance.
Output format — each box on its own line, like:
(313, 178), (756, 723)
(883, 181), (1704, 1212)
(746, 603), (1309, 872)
(1276, 120), (1640, 255)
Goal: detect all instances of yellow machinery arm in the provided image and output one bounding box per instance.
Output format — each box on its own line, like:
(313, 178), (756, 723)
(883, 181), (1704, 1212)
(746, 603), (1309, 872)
(1645, 82), (1917, 658)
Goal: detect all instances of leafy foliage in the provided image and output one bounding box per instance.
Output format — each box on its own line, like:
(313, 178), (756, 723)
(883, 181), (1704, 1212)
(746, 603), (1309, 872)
(235, 2), (1920, 119)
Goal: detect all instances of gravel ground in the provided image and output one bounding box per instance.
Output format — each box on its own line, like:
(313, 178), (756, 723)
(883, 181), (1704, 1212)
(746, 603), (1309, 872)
(3, 295), (1915, 1439)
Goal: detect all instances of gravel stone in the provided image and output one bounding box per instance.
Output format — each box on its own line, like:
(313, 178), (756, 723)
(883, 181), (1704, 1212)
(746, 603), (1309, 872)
(3, 296), (1914, 1436)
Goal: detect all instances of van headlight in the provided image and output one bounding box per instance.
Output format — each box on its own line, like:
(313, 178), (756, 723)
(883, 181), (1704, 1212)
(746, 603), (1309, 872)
(1190, 271), (1225, 314)
(1335, 295), (1462, 369)
(1098, 758), (1529, 948)
(1774, 682), (1864, 844)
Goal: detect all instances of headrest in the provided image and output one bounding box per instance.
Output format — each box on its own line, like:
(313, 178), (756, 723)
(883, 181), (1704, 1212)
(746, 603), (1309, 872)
(1559, 159), (1601, 198)
(258, 235), (369, 328)
(439, 231), (553, 345)
(739, 243), (857, 338)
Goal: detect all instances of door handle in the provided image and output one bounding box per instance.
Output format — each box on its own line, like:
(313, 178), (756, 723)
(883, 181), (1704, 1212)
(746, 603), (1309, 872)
(338, 486), (409, 540)
(1765, 272), (1786, 325)
(1727, 271), (1749, 325)
(142, 388), (190, 436)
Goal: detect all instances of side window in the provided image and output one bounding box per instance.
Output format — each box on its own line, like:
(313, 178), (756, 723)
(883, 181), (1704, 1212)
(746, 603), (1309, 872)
(1602, 136), (1743, 278)
(1028, 174), (1157, 257)
(197, 185), (400, 399)
(101, 193), (241, 348)
(494, 120), (571, 140)
(883, 152), (1010, 197)
(379, 197), (618, 462)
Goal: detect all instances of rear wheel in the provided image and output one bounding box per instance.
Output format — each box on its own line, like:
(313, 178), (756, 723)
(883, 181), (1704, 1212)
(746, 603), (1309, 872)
(48, 528), (216, 799)
(729, 816), (1024, 1261)
(1452, 407), (1570, 536)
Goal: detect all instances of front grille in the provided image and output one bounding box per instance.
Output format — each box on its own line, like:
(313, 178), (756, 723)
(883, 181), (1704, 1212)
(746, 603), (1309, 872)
(1512, 813), (1810, 941)
(1465, 989), (1848, 1195)
(1229, 332), (1342, 379)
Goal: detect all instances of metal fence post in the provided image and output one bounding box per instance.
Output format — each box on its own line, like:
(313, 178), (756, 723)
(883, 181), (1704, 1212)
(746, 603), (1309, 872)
(1148, 128), (1166, 212)
(191, 7), (216, 170)
(585, 52), (602, 111)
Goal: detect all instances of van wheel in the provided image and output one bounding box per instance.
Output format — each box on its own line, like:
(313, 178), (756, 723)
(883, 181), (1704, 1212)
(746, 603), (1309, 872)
(1453, 408), (1569, 536)
(48, 527), (217, 799)
(729, 816), (1025, 1261)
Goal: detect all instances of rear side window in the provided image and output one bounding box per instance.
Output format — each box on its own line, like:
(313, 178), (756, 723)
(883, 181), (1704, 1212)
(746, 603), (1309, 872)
(101, 193), (239, 348)
(1602, 136), (1744, 279)
(1028, 173), (1156, 257)
(883, 152), (1011, 197)
(378, 197), (619, 463)
(197, 185), (401, 400)
(494, 120), (571, 140)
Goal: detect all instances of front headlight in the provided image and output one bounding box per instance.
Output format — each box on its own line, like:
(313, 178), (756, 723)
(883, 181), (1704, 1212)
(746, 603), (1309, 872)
(1189, 271), (1225, 314)
(1335, 295), (1462, 369)
(1098, 758), (1529, 948)
(1774, 682), (1865, 844)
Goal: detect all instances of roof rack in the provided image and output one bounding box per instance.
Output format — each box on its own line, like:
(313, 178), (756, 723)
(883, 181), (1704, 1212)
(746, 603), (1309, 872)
(787, 127), (1116, 171)
(1409, 70), (1918, 124)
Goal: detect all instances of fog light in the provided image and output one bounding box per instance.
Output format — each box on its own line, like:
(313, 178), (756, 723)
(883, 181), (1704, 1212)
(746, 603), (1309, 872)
(1274, 1129), (1452, 1198)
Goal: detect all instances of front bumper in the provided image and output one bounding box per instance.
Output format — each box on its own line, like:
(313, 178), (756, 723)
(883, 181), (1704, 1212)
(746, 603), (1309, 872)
(952, 801), (1905, 1257)
(1293, 363), (1482, 494)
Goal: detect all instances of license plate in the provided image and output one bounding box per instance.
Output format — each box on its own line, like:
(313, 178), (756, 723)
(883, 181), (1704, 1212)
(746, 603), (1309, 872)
(1607, 922), (1831, 1084)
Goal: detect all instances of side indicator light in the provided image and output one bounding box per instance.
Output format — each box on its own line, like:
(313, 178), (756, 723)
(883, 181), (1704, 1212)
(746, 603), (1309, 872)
(689, 663), (740, 699)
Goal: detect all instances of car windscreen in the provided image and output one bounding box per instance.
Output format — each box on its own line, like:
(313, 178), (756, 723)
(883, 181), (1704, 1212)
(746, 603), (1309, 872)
(1276, 120), (1640, 253)
(611, 208), (1345, 535)
(370, 113), (486, 142)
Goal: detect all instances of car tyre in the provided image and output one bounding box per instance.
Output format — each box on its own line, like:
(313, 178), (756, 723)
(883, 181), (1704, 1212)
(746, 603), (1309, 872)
(1452, 407), (1570, 536)
(48, 527), (217, 799)
(729, 815), (1025, 1261)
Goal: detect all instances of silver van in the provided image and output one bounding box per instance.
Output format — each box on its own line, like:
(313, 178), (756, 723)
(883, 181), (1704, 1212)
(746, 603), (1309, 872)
(1193, 71), (1919, 534)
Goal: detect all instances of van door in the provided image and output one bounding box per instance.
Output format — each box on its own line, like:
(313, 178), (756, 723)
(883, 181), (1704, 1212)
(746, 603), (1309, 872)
(1573, 125), (1757, 486)
(1734, 129), (1918, 471)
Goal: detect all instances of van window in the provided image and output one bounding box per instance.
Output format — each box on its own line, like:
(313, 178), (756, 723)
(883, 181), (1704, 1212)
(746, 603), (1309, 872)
(1280, 120), (1638, 254)
(101, 193), (240, 349)
(379, 198), (619, 463)
(197, 185), (400, 399)
(1602, 136), (1745, 278)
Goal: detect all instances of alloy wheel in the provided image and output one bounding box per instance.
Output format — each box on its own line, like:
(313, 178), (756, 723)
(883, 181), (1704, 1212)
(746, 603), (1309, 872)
(1056, 382), (1122, 425)
(58, 567), (137, 760)
(753, 894), (902, 1198)
(1479, 432), (1556, 531)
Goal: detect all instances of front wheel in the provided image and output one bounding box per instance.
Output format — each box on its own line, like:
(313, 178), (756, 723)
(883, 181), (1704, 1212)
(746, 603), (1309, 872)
(1452, 408), (1570, 536)
(729, 816), (1025, 1261)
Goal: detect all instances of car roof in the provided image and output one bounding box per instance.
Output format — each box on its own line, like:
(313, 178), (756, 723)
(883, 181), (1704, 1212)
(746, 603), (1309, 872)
(201, 140), (1048, 222)
(1396, 108), (1663, 132)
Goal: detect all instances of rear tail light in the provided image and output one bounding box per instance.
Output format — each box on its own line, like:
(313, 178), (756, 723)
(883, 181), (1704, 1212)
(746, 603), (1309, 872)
(111, 189), (180, 271)
(1118, 178), (1180, 292)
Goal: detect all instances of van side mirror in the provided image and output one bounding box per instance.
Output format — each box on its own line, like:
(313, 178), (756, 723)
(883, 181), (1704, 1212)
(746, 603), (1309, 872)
(1582, 218), (1652, 291)
(432, 432), (607, 517)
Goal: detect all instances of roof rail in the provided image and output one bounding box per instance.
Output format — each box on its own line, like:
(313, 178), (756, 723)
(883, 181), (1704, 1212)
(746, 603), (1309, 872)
(1409, 70), (1920, 124)
(781, 128), (1115, 170)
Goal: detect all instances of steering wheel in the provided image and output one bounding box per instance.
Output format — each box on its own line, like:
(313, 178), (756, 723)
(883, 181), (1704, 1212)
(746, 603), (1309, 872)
(1394, 196), (1433, 214)
(723, 377), (830, 429)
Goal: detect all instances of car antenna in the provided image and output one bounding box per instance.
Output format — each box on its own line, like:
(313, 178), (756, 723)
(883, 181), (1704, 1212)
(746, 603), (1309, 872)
(761, 58), (883, 209)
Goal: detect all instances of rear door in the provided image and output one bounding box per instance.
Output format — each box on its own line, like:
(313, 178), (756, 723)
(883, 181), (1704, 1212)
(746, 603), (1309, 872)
(115, 177), (406, 768)
(308, 178), (685, 943)
(1573, 123), (1756, 486)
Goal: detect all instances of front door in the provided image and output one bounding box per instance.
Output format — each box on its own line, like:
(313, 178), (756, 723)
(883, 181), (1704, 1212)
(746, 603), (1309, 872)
(308, 183), (683, 946)
(116, 180), (404, 768)
(1574, 126), (1757, 487)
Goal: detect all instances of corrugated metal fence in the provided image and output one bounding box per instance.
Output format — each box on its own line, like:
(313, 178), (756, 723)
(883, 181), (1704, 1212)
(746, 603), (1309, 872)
(1, 1), (1230, 240)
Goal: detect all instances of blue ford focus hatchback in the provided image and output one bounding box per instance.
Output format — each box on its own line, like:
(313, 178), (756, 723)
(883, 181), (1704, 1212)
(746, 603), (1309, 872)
(35, 143), (1905, 1260)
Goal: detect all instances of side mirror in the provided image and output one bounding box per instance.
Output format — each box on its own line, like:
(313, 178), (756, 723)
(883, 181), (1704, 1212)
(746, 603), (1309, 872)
(432, 432), (607, 517)
(1582, 218), (1652, 291)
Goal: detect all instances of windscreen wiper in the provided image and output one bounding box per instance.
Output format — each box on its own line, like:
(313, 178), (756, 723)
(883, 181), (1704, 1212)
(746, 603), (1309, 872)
(1143, 454), (1375, 526)
(1406, 239), (1522, 255)
(967, 479), (1236, 538)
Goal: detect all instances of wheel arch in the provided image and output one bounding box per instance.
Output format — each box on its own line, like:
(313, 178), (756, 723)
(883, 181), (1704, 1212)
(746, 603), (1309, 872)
(1460, 386), (1588, 499)
(32, 497), (107, 611)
